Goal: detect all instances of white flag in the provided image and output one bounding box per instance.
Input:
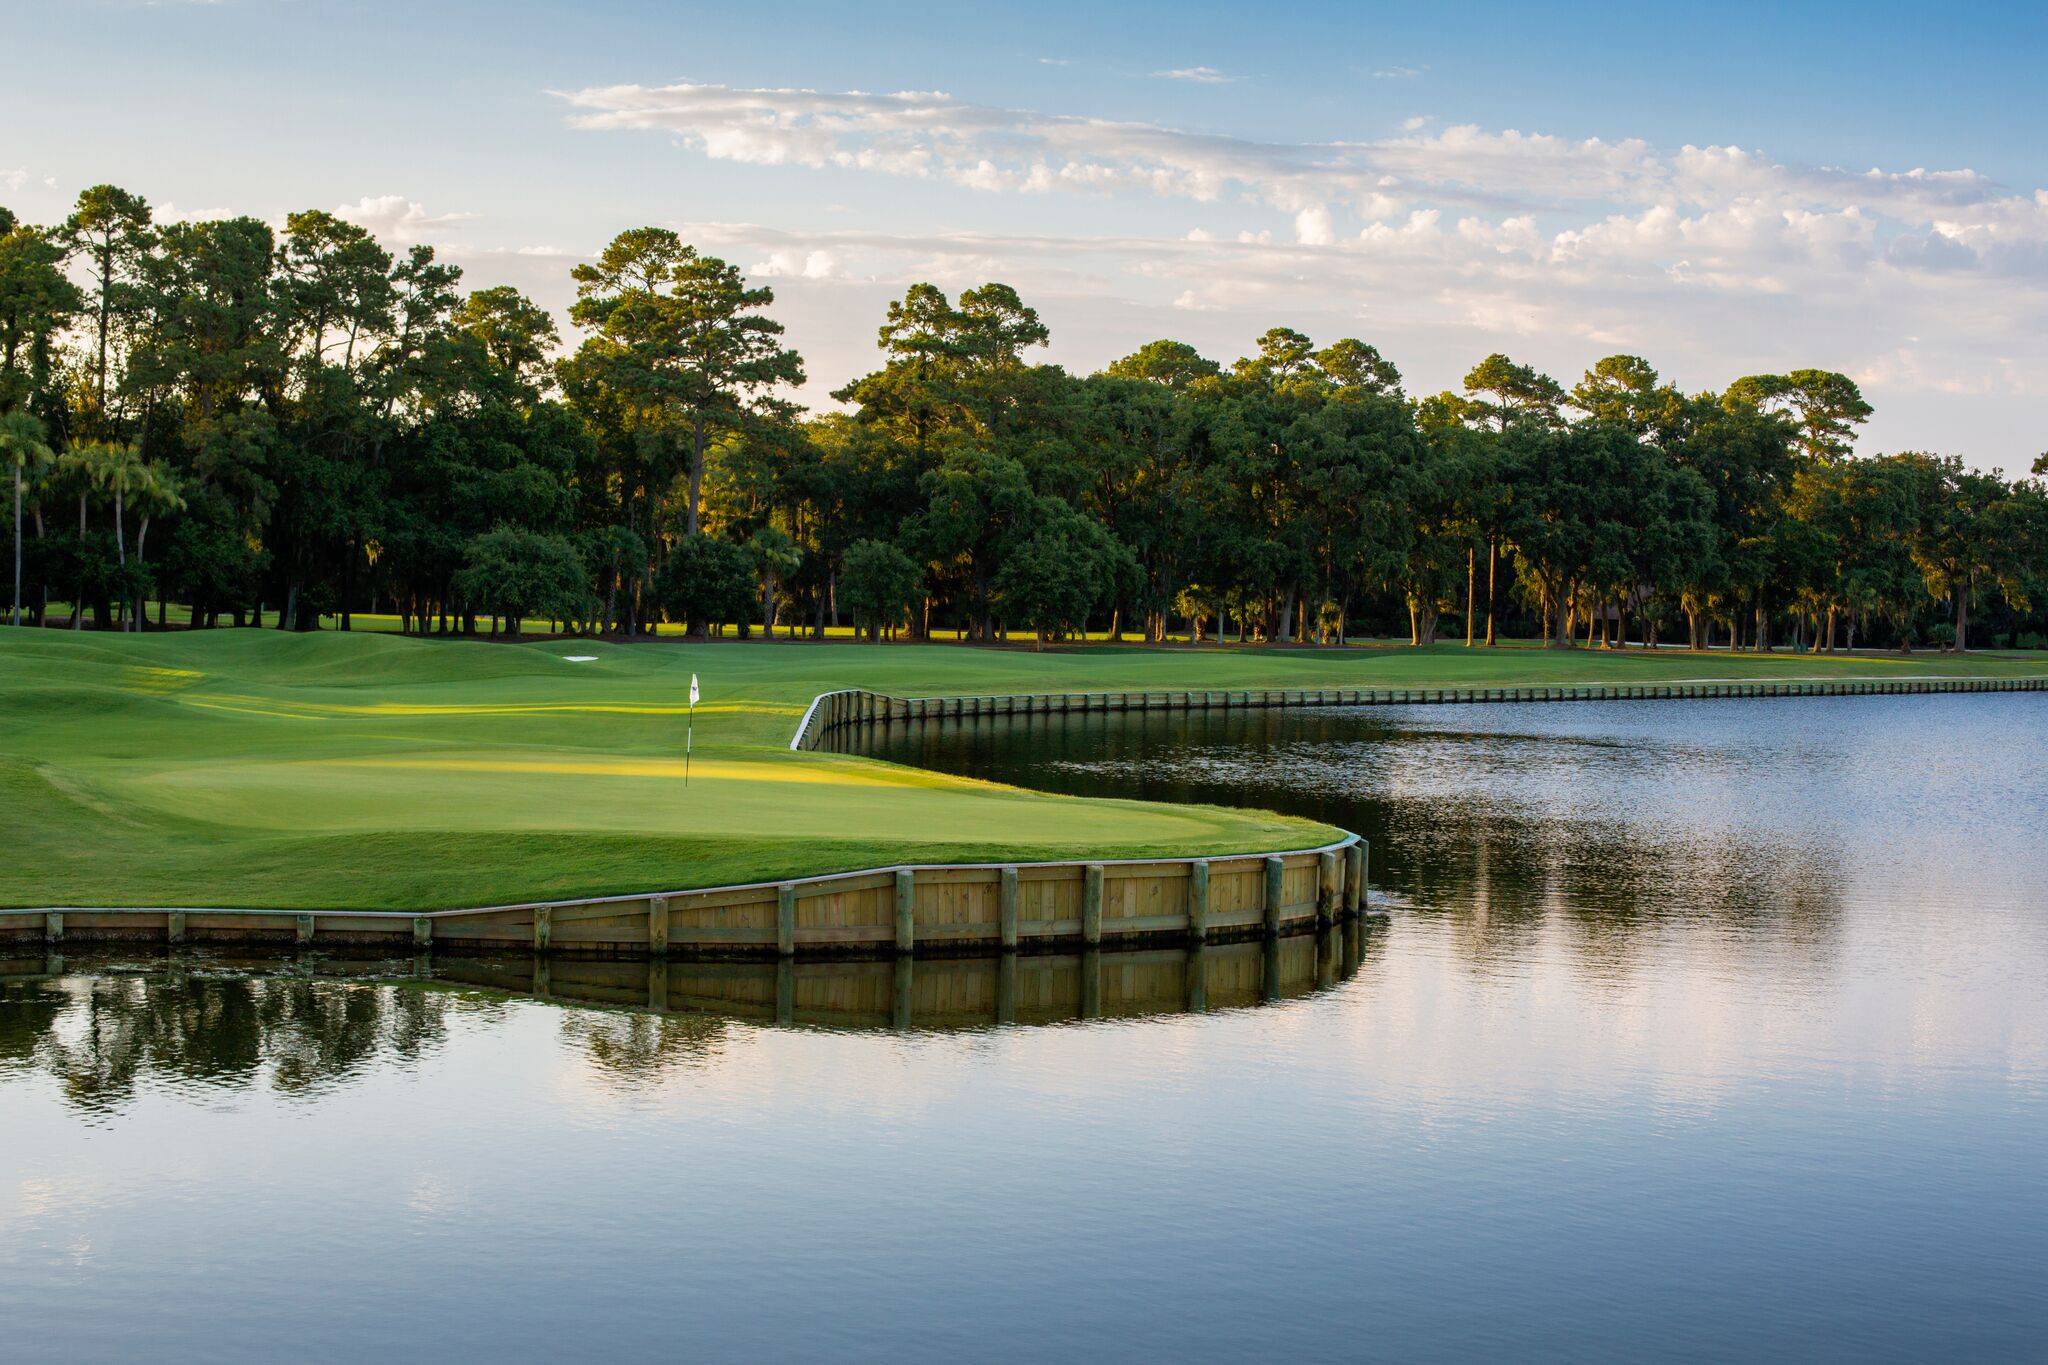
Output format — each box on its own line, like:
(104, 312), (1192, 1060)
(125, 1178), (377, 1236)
(689, 674), (700, 706)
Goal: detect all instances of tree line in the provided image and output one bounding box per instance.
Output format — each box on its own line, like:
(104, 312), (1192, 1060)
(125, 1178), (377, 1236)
(3, 184), (2045, 650)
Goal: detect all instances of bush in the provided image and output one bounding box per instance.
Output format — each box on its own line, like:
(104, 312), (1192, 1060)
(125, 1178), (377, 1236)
(839, 539), (922, 641)
(1928, 622), (1957, 650)
(654, 534), (755, 636)
(453, 526), (591, 635)
(2017, 632), (2047, 651)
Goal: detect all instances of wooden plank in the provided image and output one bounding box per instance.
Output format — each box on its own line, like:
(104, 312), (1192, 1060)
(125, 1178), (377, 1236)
(1083, 864), (1104, 947)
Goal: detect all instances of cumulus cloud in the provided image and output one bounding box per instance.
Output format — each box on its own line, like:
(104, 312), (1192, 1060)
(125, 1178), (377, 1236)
(335, 194), (479, 243)
(538, 79), (2048, 448)
(1153, 66), (1236, 84)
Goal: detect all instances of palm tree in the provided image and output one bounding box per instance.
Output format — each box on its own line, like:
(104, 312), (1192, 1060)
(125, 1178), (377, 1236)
(0, 411), (55, 629)
(126, 462), (186, 630)
(64, 440), (143, 629)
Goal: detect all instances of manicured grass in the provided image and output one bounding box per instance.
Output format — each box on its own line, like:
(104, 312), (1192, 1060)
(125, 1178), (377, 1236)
(4, 627), (2045, 911)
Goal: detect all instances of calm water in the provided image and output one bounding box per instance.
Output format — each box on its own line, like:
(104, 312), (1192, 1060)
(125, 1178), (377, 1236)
(5, 695), (2046, 1362)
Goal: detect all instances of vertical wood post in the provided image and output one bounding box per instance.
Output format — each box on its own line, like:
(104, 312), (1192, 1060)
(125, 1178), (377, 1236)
(1344, 842), (1365, 915)
(413, 916), (432, 948)
(1082, 864), (1104, 947)
(1317, 850), (1338, 925)
(894, 869), (915, 954)
(167, 911), (186, 945)
(533, 905), (552, 953)
(1263, 856), (1285, 936)
(648, 896), (668, 955)
(996, 952), (1018, 1026)
(1188, 860), (1210, 942)
(44, 912), (62, 944)
(775, 959), (795, 1025)
(892, 955), (914, 1029)
(295, 914), (315, 945)
(999, 867), (1019, 950)
(776, 883), (797, 957)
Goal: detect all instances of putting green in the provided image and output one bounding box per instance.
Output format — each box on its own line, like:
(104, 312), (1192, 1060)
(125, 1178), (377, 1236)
(4, 628), (2044, 910)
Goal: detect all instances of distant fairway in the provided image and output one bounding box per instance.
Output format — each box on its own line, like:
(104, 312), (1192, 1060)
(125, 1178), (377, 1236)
(5, 628), (2045, 911)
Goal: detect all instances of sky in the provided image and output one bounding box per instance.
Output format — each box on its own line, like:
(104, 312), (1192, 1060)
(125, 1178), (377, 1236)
(4, 0), (2046, 469)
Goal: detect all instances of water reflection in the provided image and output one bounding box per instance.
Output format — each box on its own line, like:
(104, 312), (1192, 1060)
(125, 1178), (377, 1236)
(850, 700), (1888, 979)
(0, 925), (1374, 1112)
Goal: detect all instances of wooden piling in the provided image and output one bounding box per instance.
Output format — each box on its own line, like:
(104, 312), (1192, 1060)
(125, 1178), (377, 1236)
(413, 916), (432, 948)
(894, 869), (915, 954)
(1188, 860), (1210, 942)
(1082, 864), (1104, 947)
(167, 911), (186, 945)
(1317, 850), (1338, 924)
(532, 905), (552, 952)
(999, 867), (1020, 949)
(1344, 842), (1365, 914)
(648, 896), (669, 955)
(295, 913), (315, 945)
(1263, 856), (1285, 936)
(776, 883), (797, 957)
(44, 912), (62, 944)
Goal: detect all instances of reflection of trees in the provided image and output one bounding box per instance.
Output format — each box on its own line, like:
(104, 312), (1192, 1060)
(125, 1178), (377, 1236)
(559, 1009), (726, 1087)
(1, 928), (1378, 1099)
(0, 965), (464, 1117)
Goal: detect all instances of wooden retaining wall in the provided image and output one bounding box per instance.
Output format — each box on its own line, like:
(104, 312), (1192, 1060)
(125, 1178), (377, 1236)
(790, 673), (2048, 751)
(0, 836), (1369, 960)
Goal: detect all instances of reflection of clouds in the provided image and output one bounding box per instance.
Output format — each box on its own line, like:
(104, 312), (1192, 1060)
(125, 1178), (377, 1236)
(864, 694), (2048, 1102)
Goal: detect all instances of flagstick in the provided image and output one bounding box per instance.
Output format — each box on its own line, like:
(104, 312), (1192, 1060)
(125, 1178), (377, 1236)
(684, 701), (694, 787)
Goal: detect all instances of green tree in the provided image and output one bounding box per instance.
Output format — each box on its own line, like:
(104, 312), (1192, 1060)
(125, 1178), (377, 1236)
(746, 524), (802, 638)
(566, 230), (802, 537)
(453, 526), (590, 637)
(60, 184), (153, 429)
(839, 538), (923, 641)
(654, 534), (755, 636)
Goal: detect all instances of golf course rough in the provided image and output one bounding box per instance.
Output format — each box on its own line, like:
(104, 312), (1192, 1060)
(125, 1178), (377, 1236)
(5, 628), (2046, 912)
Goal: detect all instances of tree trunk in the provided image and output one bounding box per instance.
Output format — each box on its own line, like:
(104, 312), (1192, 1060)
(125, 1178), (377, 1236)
(1485, 539), (1498, 646)
(72, 494), (86, 630)
(1465, 546), (1475, 647)
(1275, 586), (1296, 642)
(1955, 582), (1970, 652)
(10, 464), (19, 629)
(686, 418), (707, 537)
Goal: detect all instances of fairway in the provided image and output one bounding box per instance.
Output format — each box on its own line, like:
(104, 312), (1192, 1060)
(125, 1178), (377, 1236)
(6, 628), (2047, 911)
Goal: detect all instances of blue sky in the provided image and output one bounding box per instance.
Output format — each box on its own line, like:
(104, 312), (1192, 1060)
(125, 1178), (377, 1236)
(5, 0), (2046, 466)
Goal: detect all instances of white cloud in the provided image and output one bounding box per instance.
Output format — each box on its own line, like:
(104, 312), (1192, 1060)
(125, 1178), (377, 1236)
(1372, 65), (1426, 79)
(1153, 66), (1236, 84)
(537, 79), (2048, 457)
(334, 194), (479, 244)
(1294, 204), (1335, 245)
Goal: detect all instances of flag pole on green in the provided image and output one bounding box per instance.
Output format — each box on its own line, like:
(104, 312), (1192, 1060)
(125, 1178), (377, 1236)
(685, 673), (698, 787)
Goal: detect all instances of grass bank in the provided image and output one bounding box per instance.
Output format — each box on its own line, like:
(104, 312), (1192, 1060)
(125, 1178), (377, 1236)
(5, 628), (2045, 911)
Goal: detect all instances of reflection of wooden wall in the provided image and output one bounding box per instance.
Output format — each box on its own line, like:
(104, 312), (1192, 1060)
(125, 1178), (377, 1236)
(0, 843), (1365, 958)
(416, 922), (1376, 1031)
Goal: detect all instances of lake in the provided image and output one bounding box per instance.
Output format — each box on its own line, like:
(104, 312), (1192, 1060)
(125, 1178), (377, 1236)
(5, 693), (2045, 1361)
